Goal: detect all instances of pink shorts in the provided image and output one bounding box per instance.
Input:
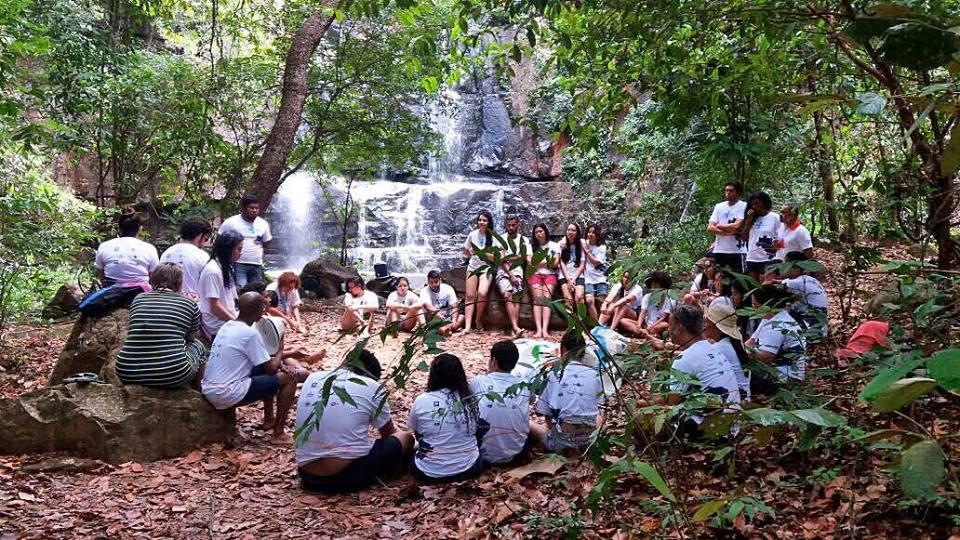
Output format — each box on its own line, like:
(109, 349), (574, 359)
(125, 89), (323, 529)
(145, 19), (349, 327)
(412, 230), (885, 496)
(528, 273), (558, 287)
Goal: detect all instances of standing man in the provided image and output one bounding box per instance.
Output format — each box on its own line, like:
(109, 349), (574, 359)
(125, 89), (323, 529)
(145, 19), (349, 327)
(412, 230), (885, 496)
(707, 182), (747, 274)
(160, 217), (212, 298)
(774, 203), (815, 262)
(218, 194), (272, 288)
(496, 216), (531, 338)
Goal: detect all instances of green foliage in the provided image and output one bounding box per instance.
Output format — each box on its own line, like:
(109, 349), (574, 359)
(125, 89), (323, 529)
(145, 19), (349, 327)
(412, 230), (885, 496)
(900, 440), (946, 501)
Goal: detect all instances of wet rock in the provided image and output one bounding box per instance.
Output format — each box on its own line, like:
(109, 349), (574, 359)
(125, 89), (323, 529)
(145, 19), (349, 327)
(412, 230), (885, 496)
(300, 257), (361, 299)
(0, 384), (234, 464)
(436, 266), (565, 331)
(48, 309), (128, 386)
(42, 282), (85, 319)
(365, 276), (397, 299)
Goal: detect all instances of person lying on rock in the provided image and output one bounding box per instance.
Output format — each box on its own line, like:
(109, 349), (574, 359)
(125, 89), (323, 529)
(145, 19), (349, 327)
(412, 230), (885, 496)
(341, 277), (379, 338)
(294, 349), (414, 494)
(201, 292), (309, 444)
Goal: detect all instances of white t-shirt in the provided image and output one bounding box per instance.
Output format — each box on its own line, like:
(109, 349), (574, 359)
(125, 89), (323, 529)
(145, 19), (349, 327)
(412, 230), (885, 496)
(201, 320), (270, 409)
(160, 243), (210, 296)
(746, 213), (781, 263)
(670, 340), (741, 422)
(497, 233), (531, 277)
(345, 290), (380, 310)
(583, 243), (608, 284)
(535, 361), (603, 424)
(689, 273), (714, 295)
(709, 201), (748, 254)
(470, 372), (531, 464)
(218, 215), (272, 265)
(532, 241), (560, 275)
(424, 283), (457, 319)
(713, 337), (751, 401)
(387, 290), (420, 307)
(95, 237), (160, 283)
(782, 275), (828, 311)
(198, 260), (238, 337)
(266, 281), (302, 314)
(751, 311), (807, 380)
(709, 296), (736, 310)
(464, 229), (490, 273)
(641, 292), (677, 326)
(408, 390), (479, 478)
(295, 369), (391, 465)
(775, 223), (813, 261)
(557, 239), (583, 279)
(608, 283), (643, 311)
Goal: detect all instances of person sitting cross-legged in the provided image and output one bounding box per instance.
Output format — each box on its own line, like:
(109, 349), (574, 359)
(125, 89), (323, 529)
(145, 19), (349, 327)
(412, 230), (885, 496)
(470, 341), (546, 465)
(535, 330), (604, 456)
(341, 277), (379, 338)
(201, 292), (308, 444)
(636, 271), (676, 340)
(421, 270), (464, 336)
(385, 277), (425, 333)
(745, 283), (808, 394)
(295, 349), (414, 493)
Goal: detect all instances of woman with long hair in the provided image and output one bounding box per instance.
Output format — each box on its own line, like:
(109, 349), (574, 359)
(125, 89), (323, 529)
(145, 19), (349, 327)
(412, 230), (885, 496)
(683, 257), (718, 306)
(198, 230), (243, 339)
(599, 269), (643, 335)
(462, 210), (495, 333)
(557, 223), (586, 314)
(408, 353), (483, 484)
(582, 223), (609, 322)
(527, 223), (559, 339)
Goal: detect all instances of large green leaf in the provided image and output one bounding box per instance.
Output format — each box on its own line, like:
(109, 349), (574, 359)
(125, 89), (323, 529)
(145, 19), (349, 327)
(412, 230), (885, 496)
(928, 348), (960, 391)
(859, 355), (924, 402)
(693, 498), (727, 522)
(744, 407), (799, 426)
(634, 461), (676, 502)
(878, 23), (960, 71)
(943, 123), (960, 176)
(900, 440), (945, 500)
(791, 408), (846, 427)
(870, 377), (937, 412)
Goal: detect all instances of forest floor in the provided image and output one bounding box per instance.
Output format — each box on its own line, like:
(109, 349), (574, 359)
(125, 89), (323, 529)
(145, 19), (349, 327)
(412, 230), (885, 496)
(1, 248), (959, 539)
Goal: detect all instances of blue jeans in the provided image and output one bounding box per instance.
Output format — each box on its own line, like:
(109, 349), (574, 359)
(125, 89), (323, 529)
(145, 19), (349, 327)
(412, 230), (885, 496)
(233, 263), (264, 287)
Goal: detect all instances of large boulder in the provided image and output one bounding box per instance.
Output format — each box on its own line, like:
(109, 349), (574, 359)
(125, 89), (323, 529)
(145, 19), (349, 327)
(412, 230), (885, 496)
(436, 267), (566, 331)
(42, 282), (86, 319)
(0, 384), (234, 464)
(48, 309), (128, 386)
(300, 256), (361, 299)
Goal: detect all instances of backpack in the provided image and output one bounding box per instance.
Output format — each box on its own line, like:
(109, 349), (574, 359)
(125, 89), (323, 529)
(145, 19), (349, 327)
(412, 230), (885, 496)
(78, 285), (146, 318)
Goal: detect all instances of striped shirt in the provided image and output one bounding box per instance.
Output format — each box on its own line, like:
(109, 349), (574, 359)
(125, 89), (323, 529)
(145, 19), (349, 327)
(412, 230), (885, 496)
(117, 290), (203, 388)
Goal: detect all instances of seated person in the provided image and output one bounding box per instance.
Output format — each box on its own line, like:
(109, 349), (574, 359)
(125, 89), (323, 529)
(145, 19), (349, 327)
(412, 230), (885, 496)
(408, 353), (483, 484)
(599, 269), (643, 335)
(116, 263), (207, 389)
(266, 272), (305, 332)
(667, 304), (741, 437)
(682, 257), (718, 306)
(240, 281), (325, 365)
(421, 270), (464, 336)
(637, 271), (676, 339)
(745, 284), (808, 384)
(201, 292), (308, 443)
(385, 277), (425, 332)
(95, 210), (159, 287)
(772, 251), (829, 338)
(470, 341), (545, 465)
(159, 216), (212, 298)
(198, 231), (243, 339)
(703, 303), (751, 401)
(295, 349), (414, 493)
(341, 277), (379, 338)
(535, 330), (604, 455)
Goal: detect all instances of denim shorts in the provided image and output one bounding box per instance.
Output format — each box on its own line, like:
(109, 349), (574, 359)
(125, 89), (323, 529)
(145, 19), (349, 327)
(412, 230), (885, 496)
(236, 363), (279, 406)
(584, 282), (609, 297)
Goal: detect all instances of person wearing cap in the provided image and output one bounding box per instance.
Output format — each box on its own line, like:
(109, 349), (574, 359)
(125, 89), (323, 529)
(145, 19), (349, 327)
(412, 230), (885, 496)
(667, 304), (741, 437)
(703, 303), (751, 401)
(745, 284), (808, 382)
(535, 330), (604, 455)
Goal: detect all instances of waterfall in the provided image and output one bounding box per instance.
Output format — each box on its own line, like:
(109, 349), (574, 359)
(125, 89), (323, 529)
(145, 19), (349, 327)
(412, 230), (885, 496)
(266, 171), (322, 272)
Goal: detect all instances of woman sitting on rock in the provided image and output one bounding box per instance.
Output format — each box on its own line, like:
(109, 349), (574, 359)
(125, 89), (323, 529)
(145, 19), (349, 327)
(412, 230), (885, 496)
(116, 263), (207, 389)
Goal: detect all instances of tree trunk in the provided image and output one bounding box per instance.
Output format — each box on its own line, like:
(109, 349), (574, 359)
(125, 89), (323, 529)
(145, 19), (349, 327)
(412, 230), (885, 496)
(812, 110), (840, 234)
(247, 2), (337, 210)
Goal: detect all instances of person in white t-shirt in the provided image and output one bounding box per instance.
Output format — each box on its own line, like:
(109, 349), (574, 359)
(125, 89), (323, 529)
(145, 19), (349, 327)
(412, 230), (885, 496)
(385, 277), (424, 332)
(740, 191), (780, 281)
(707, 182), (747, 274)
(341, 277), (380, 338)
(683, 257), (718, 307)
(557, 223), (587, 314)
(408, 353), (483, 484)
(421, 270), (463, 336)
(295, 349), (414, 493)
(159, 217), (212, 299)
(217, 194), (272, 288)
(666, 304), (741, 438)
(582, 223), (610, 322)
(470, 341), (545, 465)
(528, 224), (560, 339)
(535, 330), (604, 455)
(495, 216), (531, 338)
(266, 272), (305, 333)
(599, 269), (643, 335)
(197, 231), (243, 338)
(201, 292), (307, 443)
(703, 303), (751, 402)
(773, 203), (814, 263)
(462, 210), (495, 333)
(745, 284), (808, 383)
(95, 211), (160, 286)
(637, 271), (676, 339)
(774, 251), (829, 339)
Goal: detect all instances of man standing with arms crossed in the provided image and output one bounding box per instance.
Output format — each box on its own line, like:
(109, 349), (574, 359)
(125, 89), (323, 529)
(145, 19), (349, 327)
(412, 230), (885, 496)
(707, 182), (747, 274)
(219, 194), (272, 288)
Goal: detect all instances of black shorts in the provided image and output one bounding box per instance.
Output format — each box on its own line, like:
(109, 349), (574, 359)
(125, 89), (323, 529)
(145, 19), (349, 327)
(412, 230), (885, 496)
(299, 436), (405, 494)
(745, 260), (772, 274)
(410, 456), (483, 485)
(712, 253), (744, 274)
(558, 277), (585, 287)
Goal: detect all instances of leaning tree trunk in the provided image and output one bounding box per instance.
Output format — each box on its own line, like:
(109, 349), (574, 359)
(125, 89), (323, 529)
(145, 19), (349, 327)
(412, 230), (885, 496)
(248, 1), (338, 210)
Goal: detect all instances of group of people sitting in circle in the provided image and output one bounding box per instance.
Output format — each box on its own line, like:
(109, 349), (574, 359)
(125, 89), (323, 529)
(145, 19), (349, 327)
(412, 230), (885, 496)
(94, 180), (830, 487)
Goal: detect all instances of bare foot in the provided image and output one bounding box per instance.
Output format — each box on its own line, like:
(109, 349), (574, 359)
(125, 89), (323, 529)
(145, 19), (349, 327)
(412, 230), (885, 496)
(270, 432), (294, 445)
